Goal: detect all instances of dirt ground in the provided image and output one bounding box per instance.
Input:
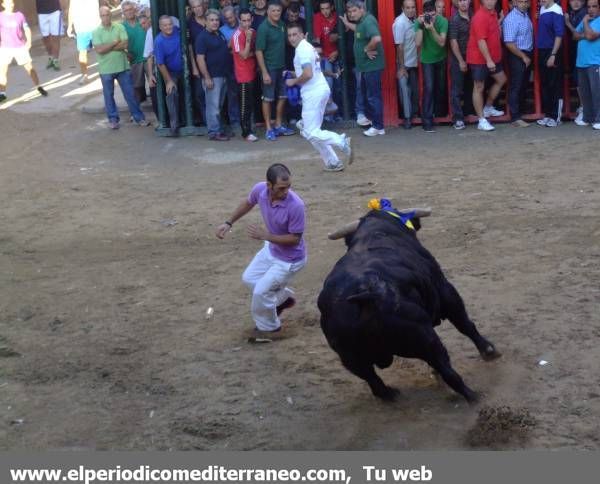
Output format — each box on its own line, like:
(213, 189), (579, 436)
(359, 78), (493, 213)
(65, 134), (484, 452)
(1, 33), (600, 451)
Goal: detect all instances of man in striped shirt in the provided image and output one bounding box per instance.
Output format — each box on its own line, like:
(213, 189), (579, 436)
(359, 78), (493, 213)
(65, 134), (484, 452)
(503, 0), (534, 127)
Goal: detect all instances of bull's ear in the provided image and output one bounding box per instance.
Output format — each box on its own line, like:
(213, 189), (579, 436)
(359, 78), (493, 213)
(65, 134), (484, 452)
(411, 217), (422, 232)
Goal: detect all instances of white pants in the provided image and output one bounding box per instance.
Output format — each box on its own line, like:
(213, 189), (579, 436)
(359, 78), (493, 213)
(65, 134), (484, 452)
(300, 87), (345, 167)
(242, 242), (307, 331)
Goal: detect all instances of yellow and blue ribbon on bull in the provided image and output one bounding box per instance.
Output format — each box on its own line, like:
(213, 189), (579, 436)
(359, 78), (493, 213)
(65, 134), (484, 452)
(367, 198), (415, 230)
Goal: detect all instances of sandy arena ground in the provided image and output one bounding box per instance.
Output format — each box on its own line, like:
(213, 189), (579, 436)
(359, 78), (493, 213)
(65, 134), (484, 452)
(1, 28), (599, 450)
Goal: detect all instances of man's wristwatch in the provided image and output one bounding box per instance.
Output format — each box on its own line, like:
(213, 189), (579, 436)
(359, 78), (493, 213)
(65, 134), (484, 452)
(225, 221), (233, 227)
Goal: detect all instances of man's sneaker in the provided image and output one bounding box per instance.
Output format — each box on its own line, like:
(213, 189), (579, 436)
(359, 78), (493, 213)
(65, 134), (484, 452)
(246, 133), (258, 142)
(363, 127), (385, 137)
(574, 115), (589, 126)
(356, 114), (371, 126)
(108, 121), (120, 130)
(46, 57), (53, 69)
(78, 74), (89, 85)
(453, 120), (466, 130)
(274, 125), (295, 136)
(423, 124), (435, 133)
(592, 123), (600, 130)
(135, 119), (151, 126)
(209, 133), (230, 141)
(265, 129), (277, 141)
(276, 297), (296, 316)
(323, 163), (344, 172)
(52, 59), (60, 71)
(511, 119), (530, 128)
(37, 86), (48, 97)
(545, 118), (559, 128)
(341, 134), (353, 164)
(0, 93), (6, 103)
(536, 117), (551, 126)
(483, 105), (504, 117)
(477, 118), (495, 131)
(403, 118), (412, 129)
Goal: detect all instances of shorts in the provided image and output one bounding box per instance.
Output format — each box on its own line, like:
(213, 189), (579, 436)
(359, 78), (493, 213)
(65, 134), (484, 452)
(0, 46), (32, 66)
(38, 10), (62, 37)
(469, 62), (503, 82)
(76, 31), (93, 52)
(130, 62), (145, 88)
(261, 68), (287, 102)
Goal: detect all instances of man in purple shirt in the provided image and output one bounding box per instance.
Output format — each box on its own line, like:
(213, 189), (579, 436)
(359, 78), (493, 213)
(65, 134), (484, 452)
(216, 163), (307, 336)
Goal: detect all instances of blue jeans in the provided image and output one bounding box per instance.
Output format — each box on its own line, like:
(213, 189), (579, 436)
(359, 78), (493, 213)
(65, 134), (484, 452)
(360, 70), (383, 129)
(353, 67), (365, 117)
(422, 60), (447, 127)
(100, 70), (145, 123)
(203, 76), (227, 136)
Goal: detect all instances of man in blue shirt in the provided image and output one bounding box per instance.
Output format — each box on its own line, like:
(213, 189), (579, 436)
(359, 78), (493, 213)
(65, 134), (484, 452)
(503, 0), (534, 127)
(574, 0), (600, 128)
(196, 9), (233, 141)
(154, 15), (183, 136)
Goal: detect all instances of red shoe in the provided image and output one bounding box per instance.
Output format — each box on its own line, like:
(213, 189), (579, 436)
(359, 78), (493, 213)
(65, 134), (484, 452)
(276, 297), (296, 316)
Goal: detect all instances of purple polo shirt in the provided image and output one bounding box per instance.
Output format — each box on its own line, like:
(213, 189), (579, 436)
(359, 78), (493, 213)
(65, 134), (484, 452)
(248, 182), (306, 262)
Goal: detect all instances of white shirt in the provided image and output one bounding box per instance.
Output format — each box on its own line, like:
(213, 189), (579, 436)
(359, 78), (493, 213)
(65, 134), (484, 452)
(392, 13), (417, 68)
(69, 0), (101, 33)
(293, 38), (329, 94)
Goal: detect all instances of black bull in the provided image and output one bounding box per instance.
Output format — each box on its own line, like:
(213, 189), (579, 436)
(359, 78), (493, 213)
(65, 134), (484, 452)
(317, 210), (500, 402)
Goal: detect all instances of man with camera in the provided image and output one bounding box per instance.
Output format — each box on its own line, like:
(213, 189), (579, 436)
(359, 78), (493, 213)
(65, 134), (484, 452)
(414, 0), (448, 133)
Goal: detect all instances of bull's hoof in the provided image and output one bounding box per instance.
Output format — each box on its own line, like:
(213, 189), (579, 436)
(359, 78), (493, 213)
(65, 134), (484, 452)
(464, 389), (480, 405)
(480, 344), (502, 361)
(372, 386), (400, 402)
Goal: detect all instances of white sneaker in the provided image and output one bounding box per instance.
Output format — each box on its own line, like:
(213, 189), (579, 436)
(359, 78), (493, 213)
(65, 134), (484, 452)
(363, 127), (385, 137)
(341, 134), (353, 164)
(483, 105), (504, 117)
(356, 114), (371, 126)
(296, 119), (304, 131)
(574, 112), (588, 126)
(454, 120), (466, 130)
(477, 118), (495, 131)
(78, 74), (89, 85)
(593, 123), (600, 130)
(536, 117), (550, 126)
(323, 163), (344, 172)
(246, 134), (258, 142)
(545, 119), (558, 128)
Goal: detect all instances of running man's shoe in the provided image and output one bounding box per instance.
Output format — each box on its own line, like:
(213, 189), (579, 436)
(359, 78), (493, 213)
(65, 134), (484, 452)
(323, 163), (344, 172)
(265, 129), (277, 141)
(356, 113), (371, 126)
(52, 59), (60, 71)
(0, 93), (7, 103)
(46, 57), (53, 69)
(363, 127), (385, 137)
(341, 134), (353, 165)
(37, 86), (48, 96)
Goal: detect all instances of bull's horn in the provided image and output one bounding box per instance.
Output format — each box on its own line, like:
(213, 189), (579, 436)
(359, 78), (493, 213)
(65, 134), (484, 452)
(328, 220), (360, 240)
(327, 208), (432, 240)
(402, 207), (432, 218)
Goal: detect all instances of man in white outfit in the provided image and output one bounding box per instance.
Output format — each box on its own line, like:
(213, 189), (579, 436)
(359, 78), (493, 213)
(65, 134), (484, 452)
(215, 164), (307, 337)
(285, 22), (352, 172)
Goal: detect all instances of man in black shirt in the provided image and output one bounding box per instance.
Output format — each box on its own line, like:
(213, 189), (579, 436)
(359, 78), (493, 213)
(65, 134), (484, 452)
(36, 0), (62, 70)
(448, 0), (472, 129)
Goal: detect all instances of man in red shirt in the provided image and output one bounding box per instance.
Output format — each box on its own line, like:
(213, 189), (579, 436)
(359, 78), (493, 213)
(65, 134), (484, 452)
(466, 0), (506, 131)
(232, 8), (258, 142)
(313, 0), (339, 93)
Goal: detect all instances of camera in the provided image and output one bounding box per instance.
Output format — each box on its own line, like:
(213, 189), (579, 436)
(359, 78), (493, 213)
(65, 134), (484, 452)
(424, 13), (432, 24)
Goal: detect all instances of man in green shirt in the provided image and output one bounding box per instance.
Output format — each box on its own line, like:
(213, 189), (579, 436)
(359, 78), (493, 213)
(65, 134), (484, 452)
(255, 1), (295, 141)
(121, 0), (147, 103)
(414, 0), (448, 132)
(344, 0), (385, 136)
(92, 6), (149, 129)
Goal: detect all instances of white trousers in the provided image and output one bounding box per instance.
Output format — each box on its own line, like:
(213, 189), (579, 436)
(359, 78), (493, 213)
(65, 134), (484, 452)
(300, 87), (345, 167)
(242, 242), (307, 331)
